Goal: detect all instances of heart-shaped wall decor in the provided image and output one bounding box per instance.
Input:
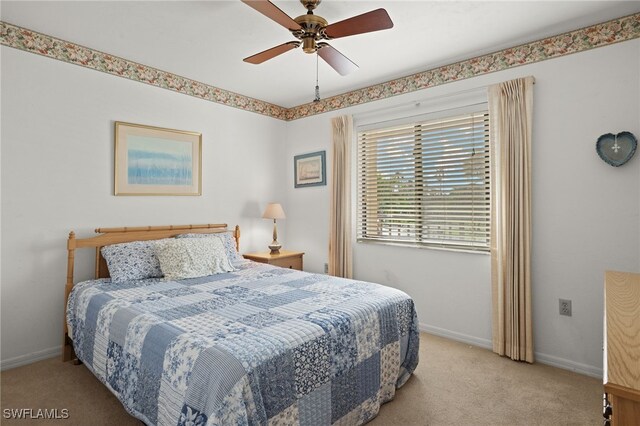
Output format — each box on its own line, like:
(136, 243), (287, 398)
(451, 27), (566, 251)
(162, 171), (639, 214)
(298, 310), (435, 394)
(596, 131), (637, 167)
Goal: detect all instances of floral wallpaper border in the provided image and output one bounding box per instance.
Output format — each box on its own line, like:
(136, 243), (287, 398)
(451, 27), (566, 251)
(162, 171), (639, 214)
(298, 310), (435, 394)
(0, 21), (288, 120)
(285, 12), (640, 120)
(1, 13), (639, 122)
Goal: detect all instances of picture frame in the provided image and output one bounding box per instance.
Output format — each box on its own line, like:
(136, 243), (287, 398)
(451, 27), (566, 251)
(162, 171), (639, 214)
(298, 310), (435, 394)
(294, 150), (326, 188)
(114, 121), (202, 196)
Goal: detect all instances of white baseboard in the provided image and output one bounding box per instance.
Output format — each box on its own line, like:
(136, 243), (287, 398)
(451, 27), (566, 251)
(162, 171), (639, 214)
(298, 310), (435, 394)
(419, 322), (602, 379)
(1, 346), (61, 371)
(419, 322), (493, 350)
(534, 351), (602, 379)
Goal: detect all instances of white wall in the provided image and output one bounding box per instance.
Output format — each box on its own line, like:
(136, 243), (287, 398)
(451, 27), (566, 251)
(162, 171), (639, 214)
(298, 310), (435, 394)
(0, 48), (288, 368)
(282, 39), (640, 376)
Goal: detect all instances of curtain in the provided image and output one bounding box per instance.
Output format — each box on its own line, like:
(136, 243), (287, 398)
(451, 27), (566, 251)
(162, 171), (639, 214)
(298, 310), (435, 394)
(488, 76), (534, 363)
(329, 115), (353, 278)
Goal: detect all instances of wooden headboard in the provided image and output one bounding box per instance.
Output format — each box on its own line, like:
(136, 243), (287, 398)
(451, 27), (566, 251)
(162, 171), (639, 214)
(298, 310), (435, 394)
(63, 223), (240, 362)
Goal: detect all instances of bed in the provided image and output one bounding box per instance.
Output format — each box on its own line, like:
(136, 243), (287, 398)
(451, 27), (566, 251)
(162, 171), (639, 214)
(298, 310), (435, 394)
(63, 224), (419, 425)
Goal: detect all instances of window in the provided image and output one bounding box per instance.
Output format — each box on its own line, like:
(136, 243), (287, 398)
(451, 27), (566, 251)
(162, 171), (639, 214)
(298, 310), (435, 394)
(357, 110), (490, 252)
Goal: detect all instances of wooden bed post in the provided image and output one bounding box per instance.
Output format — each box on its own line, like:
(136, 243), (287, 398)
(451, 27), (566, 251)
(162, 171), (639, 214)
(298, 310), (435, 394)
(63, 231), (77, 362)
(234, 225), (241, 252)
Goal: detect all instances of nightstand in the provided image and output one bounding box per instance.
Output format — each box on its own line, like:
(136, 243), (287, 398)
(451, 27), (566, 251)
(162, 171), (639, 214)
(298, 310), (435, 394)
(243, 250), (304, 271)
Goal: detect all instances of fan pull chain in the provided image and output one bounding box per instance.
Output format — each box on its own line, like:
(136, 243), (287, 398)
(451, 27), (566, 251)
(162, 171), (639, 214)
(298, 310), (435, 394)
(314, 52), (321, 102)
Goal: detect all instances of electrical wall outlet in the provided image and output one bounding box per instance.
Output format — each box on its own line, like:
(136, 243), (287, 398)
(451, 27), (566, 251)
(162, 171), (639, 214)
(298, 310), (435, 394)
(324, 263), (329, 274)
(559, 299), (572, 316)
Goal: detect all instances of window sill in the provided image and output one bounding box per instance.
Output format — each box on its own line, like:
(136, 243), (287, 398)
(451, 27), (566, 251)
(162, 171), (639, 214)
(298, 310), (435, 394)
(356, 238), (490, 255)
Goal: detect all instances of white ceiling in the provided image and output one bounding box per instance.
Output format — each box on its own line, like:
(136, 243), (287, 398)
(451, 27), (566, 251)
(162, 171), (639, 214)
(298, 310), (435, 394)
(3, 1), (640, 107)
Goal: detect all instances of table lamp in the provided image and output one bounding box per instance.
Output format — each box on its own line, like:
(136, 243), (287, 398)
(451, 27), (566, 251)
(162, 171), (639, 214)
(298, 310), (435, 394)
(262, 203), (286, 254)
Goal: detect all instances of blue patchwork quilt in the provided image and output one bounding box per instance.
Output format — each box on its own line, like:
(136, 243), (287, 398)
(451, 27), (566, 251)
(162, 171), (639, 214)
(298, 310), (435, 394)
(66, 261), (419, 425)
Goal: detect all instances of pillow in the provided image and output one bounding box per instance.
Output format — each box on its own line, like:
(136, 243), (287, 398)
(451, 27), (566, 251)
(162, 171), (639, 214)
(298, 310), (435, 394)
(175, 232), (245, 265)
(155, 237), (235, 280)
(101, 239), (172, 283)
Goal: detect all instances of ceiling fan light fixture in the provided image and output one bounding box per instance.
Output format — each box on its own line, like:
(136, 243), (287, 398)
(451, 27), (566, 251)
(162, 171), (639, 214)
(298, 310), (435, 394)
(242, 0), (393, 76)
(294, 13), (327, 54)
(302, 37), (316, 54)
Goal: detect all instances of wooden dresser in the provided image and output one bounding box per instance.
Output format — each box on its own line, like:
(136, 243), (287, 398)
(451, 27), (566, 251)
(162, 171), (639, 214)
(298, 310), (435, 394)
(243, 250), (304, 271)
(604, 270), (640, 425)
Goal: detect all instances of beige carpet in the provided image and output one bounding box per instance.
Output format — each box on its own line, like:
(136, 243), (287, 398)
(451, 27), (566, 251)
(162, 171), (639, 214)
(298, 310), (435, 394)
(1, 333), (602, 425)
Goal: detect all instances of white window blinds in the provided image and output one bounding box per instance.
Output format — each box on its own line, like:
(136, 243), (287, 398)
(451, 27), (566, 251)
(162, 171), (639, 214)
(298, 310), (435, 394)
(357, 110), (490, 252)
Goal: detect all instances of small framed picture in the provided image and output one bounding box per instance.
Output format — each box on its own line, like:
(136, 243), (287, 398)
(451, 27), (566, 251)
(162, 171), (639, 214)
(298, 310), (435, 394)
(114, 121), (202, 196)
(294, 150), (326, 188)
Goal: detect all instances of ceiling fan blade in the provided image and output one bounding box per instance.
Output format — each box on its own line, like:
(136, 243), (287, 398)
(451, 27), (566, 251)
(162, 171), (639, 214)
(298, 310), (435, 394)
(324, 8), (393, 39)
(242, 0), (302, 31)
(244, 41), (301, 64)
(317, 43), (358, 76)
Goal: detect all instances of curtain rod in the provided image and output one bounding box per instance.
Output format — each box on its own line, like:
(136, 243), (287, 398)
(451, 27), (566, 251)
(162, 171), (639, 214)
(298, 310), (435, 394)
(353, 76), (535, 121)
(356, 101), (488, 130)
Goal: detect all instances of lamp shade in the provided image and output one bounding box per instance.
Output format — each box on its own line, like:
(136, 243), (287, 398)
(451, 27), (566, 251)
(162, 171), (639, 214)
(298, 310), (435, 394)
(262, 203), (286, 220)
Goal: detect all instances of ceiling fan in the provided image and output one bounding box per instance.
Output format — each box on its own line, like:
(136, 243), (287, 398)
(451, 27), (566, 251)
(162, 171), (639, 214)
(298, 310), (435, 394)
(242, 0), (394, 76)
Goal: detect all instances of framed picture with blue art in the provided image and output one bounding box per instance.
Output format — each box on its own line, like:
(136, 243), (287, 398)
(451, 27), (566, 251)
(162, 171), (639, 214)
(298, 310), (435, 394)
(294, 150), (326, 188)
(114, 121), (201, 195)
